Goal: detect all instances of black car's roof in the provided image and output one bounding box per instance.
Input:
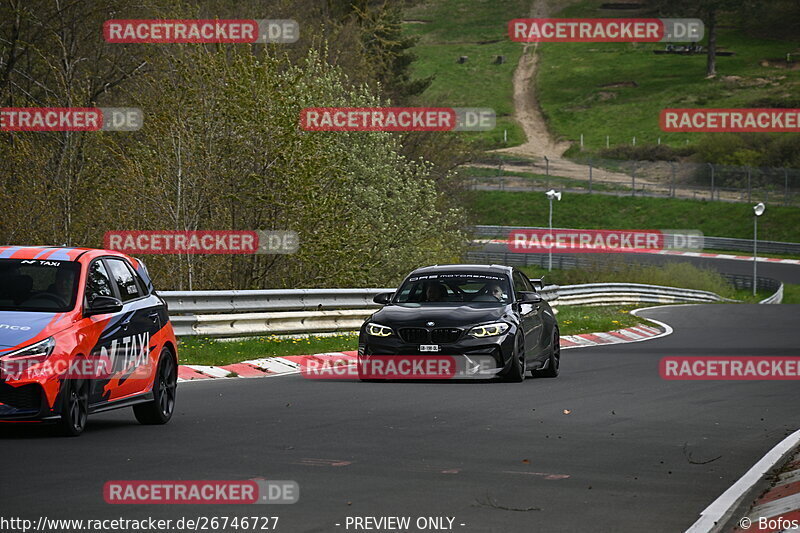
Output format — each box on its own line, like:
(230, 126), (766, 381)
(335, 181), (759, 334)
(408, 264), (513, 276)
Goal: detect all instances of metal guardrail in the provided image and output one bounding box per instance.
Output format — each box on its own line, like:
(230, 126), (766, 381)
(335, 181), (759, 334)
(161, 288), (393, 337)
(760, 284), (784, 304)
(554, 282), (735, 307)
(161, 288), (392, 314)
(163, 278), (781, 337)
(472, 225), (800, 256)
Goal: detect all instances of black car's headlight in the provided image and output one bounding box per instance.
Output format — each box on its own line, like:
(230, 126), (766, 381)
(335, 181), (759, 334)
(2, 337), (56, 361)
(366, 323), (394, 337)
(468, 322), (510, 338)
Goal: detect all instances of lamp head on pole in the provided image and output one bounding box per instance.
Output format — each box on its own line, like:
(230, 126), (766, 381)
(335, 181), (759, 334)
(545, 189), (562, 201)
(753, 202), (765, 217)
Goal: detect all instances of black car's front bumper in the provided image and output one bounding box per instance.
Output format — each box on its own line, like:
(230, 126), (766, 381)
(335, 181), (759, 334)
(359, 328), (517, 377)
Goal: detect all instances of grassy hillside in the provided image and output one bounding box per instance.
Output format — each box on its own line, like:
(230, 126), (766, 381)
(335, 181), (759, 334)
(537, 0), (800, 153)
(469, 190), (800, 243)
(405, 0), (800, 155)
(403, 0), (529, 147)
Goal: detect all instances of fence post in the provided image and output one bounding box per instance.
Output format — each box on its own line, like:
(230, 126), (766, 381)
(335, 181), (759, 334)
(784, 168), (789, 206)
(670, 162), (676, 198)
(708, 162), (715, 200)
(631, 164), (636, 197)
(747, 167), (752, 203)
(589, 159), (593, 193)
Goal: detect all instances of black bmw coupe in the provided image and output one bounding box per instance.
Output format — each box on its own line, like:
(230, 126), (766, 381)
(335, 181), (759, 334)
(358, 264), (560, 382)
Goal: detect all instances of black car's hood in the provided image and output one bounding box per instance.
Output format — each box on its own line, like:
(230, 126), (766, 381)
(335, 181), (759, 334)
(370, 303), (510, 328)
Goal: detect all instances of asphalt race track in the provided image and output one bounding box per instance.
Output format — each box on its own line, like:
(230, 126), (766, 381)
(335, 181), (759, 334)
(2, 304), (799, 533)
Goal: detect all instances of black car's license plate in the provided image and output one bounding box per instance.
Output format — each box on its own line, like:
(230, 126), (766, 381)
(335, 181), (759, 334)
(419, 345), (440, 352)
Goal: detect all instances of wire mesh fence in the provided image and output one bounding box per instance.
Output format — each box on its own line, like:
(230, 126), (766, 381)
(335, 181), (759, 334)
(465, 155), (800, 206)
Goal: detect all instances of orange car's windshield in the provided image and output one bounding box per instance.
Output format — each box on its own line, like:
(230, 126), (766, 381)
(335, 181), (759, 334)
(0, 259), (81, 312)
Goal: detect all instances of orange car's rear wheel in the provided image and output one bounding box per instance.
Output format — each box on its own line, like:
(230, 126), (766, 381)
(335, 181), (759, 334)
(133, 347), (177, 425)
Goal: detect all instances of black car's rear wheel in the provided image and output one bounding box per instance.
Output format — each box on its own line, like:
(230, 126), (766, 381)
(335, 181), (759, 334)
(57, 378), (88, 437)
(533, 328), (560, 378)
(133, 347), (177, 425)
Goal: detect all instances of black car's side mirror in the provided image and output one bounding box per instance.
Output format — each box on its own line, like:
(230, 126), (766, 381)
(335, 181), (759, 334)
(85, 295), (123, 316)
(373, 292), (394, 305)
(518, 291), (543, 304)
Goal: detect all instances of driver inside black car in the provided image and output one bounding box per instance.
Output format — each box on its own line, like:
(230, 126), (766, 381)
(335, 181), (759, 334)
(423, 282), (447, 302)
(487, 283), (505, 301)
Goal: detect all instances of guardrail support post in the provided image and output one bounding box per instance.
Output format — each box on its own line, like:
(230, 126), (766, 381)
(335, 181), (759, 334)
(631, 165), (636, 197)
(589, 160), (593, 193)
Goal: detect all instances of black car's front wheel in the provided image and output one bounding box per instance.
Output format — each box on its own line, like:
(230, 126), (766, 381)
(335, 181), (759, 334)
(533, 327), (560, 378)
(134, 347), (177, 425)
(502, 336), (526, 382)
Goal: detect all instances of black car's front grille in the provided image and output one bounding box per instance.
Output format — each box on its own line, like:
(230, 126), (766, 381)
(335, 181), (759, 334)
(0, 382), (42, 410)
(399, 328), (429, 343)
(398, 327), (461, 344)
(432, 328), (461, 343)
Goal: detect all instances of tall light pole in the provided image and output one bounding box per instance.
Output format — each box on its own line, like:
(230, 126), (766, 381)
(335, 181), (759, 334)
(753, 202), (766, 296)
(545, 189), (562, 271)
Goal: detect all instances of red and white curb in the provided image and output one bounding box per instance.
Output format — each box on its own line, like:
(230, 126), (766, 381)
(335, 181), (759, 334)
(177, 352), (358, 382)
(686, 429), (800, 533)
(176, 318), (670, 382)
(560, 323), (667, 349)
(737, 452), (800, 532)
(654, 250), (800, 265)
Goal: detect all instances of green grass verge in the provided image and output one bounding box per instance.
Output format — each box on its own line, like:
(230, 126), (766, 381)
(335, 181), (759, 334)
(782, 284), (800, 304)
(556, 305), (647, 335)
(176, 312), (651, 365)
(537, 0), (800, 152)
(403, 0), (529, 148)
(468, 190), (800, 242)
(176, 308), (658, 365)
(177, 334), (358, 367)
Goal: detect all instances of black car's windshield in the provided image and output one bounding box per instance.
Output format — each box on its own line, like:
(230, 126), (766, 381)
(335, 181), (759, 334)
(394, 272), (511, 305)
(0, 259), (81, 312)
